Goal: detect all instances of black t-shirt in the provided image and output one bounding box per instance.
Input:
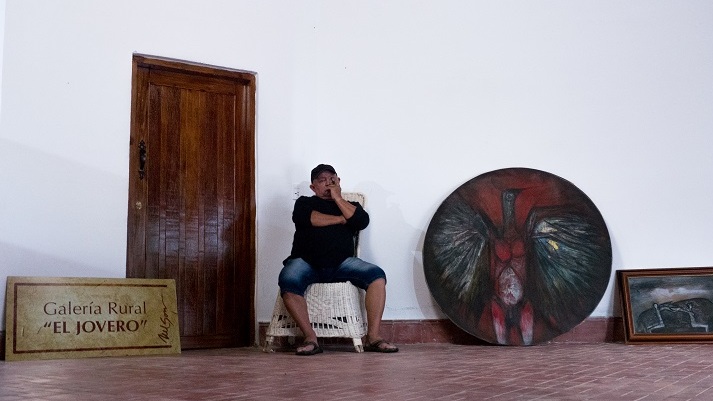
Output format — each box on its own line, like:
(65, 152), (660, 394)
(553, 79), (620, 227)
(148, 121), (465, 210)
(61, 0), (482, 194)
(286, 196), (369, 269)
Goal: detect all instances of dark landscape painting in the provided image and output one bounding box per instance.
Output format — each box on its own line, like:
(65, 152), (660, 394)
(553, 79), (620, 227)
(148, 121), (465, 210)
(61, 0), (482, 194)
(618, 268), (713, 343)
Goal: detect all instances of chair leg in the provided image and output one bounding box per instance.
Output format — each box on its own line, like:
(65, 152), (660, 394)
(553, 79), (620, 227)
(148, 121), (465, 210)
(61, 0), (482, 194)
(263, 336), (275, 353)
(352, 338), (364, 353)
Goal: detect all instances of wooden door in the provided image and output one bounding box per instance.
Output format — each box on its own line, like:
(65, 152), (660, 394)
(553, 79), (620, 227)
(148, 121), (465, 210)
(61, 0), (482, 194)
(126, 54), (256, 349)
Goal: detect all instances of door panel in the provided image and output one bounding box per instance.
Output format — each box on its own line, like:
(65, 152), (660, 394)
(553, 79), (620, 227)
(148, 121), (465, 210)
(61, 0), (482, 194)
(127, 55), (255, 349)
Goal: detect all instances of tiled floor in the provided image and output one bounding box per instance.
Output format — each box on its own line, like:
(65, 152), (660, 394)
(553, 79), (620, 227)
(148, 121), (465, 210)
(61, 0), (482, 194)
(1, 342), (712, 400)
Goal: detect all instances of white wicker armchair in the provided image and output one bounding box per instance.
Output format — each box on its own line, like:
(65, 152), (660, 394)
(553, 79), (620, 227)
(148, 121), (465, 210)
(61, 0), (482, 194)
(264, 192), (368, 353)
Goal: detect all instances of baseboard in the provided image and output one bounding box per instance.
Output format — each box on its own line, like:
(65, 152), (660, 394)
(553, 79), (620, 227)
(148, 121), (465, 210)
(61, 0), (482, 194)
(259, 317), (624, 347)
(0, 319), (621, 357)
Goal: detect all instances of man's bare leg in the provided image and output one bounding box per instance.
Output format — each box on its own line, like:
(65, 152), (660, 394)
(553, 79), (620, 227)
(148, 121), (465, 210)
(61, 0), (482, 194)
(282, 292), (318, 353)
(364, 278), (397, 351)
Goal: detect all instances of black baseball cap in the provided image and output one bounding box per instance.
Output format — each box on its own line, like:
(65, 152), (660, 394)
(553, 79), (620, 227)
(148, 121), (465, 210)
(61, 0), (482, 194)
(310, 164), (337, 181)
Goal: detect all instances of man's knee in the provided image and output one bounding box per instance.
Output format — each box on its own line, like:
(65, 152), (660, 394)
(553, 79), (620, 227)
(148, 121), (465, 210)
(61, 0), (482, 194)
(278, 258), (315, 296)
(346, 262), (386, 290)
(278, 275), (307, 297)
(281, 290), (304, 301)
(371, 277), (386, 285)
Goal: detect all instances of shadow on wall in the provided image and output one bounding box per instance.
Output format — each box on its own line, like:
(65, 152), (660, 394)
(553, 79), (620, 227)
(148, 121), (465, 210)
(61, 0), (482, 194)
(608, 233), (625, 317)
(354, 181), (444, 320)
(412, 230), (445, 319)
(0, 241), (119, 331)
(0, 138), (130, 331)
(256, 192), (302, 320)
(0, 138), (128, 273)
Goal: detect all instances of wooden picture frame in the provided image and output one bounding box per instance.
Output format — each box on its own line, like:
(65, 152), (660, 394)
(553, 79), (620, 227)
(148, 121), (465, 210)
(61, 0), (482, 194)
(618, 267), (713, 344)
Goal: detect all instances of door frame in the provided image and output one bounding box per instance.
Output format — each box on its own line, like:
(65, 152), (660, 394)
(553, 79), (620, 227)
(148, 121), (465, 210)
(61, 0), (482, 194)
(126, 53), (257, 347)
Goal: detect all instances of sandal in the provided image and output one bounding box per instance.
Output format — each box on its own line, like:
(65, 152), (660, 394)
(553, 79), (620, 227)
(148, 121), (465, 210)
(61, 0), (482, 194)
(364, 339), (398, 353)
(295, 341), (323, 356)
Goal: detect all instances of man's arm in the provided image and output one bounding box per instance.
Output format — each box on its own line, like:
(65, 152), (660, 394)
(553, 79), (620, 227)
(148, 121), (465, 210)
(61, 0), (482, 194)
(310, 211), (346, 227)
(310, 181), (356, 227)
(305, 177), (368, 228)
(326, 178), (357, 218)
(309, 178), (357, 226)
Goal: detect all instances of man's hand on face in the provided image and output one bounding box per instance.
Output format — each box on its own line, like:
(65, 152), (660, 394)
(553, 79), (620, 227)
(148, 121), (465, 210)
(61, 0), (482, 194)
(326, 176), (342, 200)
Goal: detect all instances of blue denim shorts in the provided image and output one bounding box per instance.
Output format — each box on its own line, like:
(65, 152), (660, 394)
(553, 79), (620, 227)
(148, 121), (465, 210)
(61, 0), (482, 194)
(279, 257), (387, 296)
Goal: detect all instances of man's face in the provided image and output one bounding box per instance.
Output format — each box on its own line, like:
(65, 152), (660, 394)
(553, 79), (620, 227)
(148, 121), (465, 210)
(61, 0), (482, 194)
(310, 171), (339, 200)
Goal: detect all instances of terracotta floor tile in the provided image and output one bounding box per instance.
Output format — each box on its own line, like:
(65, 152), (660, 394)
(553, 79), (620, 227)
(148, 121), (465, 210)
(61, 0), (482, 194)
(2, 343), (713, 400)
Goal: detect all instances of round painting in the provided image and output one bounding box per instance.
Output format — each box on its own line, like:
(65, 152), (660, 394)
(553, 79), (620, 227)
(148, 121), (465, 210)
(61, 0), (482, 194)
(423, 168), (612, 345)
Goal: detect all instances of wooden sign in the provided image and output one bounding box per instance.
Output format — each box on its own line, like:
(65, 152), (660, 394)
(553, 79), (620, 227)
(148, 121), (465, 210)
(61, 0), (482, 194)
(5, 276), (181, 361)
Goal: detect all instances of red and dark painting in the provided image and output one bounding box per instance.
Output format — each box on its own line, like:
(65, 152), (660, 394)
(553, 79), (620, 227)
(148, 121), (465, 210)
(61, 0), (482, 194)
(424, 168), (612, 345)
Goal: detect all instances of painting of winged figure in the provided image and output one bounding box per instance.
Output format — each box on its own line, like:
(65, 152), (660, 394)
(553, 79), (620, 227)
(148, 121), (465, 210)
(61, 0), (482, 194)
(423, 168), (612, 345)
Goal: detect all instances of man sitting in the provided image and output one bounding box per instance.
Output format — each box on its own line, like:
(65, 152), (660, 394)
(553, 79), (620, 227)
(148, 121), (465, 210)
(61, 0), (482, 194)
(278, 164), (399, 355)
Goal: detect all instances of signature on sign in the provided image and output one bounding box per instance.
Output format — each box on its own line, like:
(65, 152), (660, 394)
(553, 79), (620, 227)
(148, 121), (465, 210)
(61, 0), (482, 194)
(158, 294), (174, 344)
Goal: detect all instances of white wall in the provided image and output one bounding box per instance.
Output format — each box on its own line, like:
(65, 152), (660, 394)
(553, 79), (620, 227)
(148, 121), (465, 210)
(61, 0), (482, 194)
(0, 0), (4, 115)
(1, 1), (712, 333)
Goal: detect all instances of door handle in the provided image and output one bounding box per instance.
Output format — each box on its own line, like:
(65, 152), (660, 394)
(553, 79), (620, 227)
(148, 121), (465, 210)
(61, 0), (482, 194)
(138, 140), (146, 180)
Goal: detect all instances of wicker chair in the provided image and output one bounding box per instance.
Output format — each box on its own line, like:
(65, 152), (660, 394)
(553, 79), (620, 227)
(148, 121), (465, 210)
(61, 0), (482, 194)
(264, 192), (368, 353)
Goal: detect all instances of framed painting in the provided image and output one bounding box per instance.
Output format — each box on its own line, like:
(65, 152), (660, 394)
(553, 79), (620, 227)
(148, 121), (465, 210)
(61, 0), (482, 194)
(618, 267), (713, 344)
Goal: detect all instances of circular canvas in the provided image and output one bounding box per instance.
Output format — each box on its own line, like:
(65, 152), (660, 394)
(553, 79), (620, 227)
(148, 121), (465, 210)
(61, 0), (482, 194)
(423, 168), (612, 345)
